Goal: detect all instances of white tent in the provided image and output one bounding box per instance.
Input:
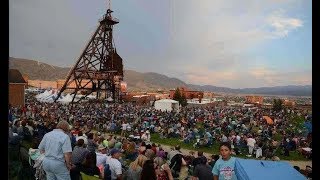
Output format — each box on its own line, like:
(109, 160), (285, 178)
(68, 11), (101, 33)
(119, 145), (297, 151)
(154, 99), (179, 112)
(107, 97), (113, 102)
(57, 94), (73, 104)
(86, 94), (96, 99)
(35, 90), (50, 99)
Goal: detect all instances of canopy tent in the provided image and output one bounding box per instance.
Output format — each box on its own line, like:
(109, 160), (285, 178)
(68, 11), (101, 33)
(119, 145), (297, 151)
(56, 94), (73, 104)
(154, 99), (179, 112)
(235, 158), (306, 180)
(35, 90), (60, 103)
(262, 116), (274, 125)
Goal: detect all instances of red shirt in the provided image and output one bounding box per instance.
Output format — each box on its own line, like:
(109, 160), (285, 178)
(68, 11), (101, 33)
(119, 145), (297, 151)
(151, 146), (157, 154)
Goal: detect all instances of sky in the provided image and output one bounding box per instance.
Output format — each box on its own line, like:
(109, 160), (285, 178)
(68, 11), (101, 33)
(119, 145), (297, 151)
(9, 0), (312, 88)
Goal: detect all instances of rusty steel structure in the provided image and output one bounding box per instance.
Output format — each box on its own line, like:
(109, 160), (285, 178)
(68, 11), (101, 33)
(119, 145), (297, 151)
(55, 6), (123, 104)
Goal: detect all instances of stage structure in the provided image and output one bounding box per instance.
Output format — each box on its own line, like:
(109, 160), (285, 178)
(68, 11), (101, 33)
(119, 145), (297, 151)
(55, 1), (123, 104)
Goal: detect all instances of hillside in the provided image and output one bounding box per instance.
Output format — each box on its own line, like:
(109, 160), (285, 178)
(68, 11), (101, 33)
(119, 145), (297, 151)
(9, 57), (312, 96)
(9, 57), (70, 81)
(9, 57), (186, 91)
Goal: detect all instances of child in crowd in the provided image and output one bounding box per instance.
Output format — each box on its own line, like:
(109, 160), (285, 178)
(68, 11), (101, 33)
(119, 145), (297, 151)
(212, 142), (237, 180)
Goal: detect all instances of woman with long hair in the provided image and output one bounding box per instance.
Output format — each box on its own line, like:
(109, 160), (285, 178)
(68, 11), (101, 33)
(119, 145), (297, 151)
(140, 159), (174, 180)
(126, 155), (148, 180)
(140, 160), (156, 180)
(125, 142), (139, 161)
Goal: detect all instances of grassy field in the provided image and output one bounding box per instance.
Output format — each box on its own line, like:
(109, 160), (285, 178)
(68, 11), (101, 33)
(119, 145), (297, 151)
(150, 134), (308, 161)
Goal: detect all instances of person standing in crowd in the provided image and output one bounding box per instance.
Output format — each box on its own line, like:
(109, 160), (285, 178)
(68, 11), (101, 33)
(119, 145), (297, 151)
(96, 144), (108, 169)
(126, 154), (148, 180)
(70, 151), (101, 180)
(76, 131), (88, 145)
(121, 120), (128, 137)
(38, 120), (73, 180)
(71, 139), (89, 166)
(192, 156), (213, 180)
(168, 145), (182, 162)
(212, 142), (237, 180)
(107, 148), (123, 180)
(246, 135), (256, 157)
(208, 154), (220, 168)
(86, 132), (99, 153)
(140, 159), (174, 180)
(192, 151), (205, 171)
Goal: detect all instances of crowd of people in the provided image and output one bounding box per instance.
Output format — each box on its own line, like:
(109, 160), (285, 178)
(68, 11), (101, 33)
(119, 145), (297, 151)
(8, 92), (312, 179)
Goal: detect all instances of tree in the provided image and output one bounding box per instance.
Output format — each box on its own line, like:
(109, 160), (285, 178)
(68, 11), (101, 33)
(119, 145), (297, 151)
(173, 87), (188, 107)
(273, 98), (283, 112)
(180, 94), (188, 107)
(173, 88), (181, 101)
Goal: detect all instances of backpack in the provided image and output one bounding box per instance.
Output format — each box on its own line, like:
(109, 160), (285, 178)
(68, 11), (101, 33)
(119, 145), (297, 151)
(169, 154), (183, 178)
(23, 127), (32, 141)
(104, 164), (112, 180)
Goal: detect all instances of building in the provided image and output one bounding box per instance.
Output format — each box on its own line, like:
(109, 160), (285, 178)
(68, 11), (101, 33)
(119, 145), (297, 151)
(203, 92), (214, 99)
(122, 93), (156, 105)
(56, 79), (80, 89)
(283, 99), (296, 107)
(169, 87), (204, 100)
(9, 69), (27, 107)
(245, 95), (264, 104)
(22, 74), (29, 88)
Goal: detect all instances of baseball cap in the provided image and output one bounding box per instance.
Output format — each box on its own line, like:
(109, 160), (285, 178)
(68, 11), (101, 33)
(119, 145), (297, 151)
(110, 148), (121, 156)
(98, 144), (106, 151)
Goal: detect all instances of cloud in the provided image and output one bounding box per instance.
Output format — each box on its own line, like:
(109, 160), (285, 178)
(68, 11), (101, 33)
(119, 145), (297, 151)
(166, 1), (304, 69)
(9, 0), (310, 88)
(249, 67), (311, 87)
(163, 1), (307, 87)
(178, 66), (311, 88)
(266, 10), (303, 37)
(9, 0), (100, 67)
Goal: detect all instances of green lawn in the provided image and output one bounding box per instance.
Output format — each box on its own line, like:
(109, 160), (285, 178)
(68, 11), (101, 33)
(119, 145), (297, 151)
(95, 129), (309, 161)
(150, 134), (309, 161)
(151, 133), (220, 154)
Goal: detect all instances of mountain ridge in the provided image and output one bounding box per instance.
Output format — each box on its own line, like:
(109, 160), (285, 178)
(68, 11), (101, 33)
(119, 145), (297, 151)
(9, 57), (312, 96)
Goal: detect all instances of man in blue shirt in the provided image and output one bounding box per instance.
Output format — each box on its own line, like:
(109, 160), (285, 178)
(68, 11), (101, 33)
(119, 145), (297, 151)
(38, 120), (73, 180)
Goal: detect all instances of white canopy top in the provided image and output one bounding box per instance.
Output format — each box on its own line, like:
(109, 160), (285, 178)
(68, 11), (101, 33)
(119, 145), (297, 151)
(156, 99), (178, 103)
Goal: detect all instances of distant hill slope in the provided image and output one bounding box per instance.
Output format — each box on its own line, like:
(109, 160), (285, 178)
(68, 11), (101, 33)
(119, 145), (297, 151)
(124, 70), (187, 91)
(9, 57), (70, 81)
(9, 57), (186, 91)
(9, 57), (312, 96)
(188, 84), (312, 97)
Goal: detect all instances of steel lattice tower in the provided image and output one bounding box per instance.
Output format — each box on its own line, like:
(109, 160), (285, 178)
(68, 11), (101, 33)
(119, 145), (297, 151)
(55, 7), (123, 104)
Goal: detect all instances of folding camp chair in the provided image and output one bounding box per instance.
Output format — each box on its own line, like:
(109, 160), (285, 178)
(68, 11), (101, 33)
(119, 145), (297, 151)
(80, 172), (100, 180)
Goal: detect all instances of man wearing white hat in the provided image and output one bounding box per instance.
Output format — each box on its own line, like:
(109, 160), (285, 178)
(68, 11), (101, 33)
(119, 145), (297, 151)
(96, 144), (107, 168)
